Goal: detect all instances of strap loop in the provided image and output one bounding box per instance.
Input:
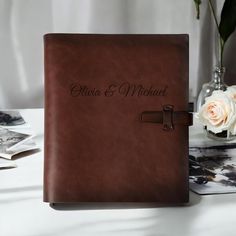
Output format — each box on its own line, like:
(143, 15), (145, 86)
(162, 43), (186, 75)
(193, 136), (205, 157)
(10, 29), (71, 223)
(140, 104), (193, 131)
(162, 105), (174, 131)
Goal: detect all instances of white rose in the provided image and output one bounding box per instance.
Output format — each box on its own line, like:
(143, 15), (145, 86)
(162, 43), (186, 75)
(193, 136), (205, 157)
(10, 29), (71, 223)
(197, 90), (236, 134)
(225, 86), (236, 102)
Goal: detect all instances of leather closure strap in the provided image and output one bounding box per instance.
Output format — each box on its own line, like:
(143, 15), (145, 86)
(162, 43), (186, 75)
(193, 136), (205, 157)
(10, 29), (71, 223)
(163, 105), (174, 131)
(140, 104), (193, 131)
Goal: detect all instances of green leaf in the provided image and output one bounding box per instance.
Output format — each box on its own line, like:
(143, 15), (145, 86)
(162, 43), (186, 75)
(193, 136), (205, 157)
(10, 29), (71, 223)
(194, 0), (202, 19)
(219, 0), (236, 43)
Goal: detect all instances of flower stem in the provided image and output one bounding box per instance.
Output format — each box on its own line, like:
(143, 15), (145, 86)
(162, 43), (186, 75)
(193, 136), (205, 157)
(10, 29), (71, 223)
(208, 0), (224, 68)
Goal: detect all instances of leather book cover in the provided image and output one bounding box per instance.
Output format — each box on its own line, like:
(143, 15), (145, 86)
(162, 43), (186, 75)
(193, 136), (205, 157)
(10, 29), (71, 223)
(44, 34), (192, 204)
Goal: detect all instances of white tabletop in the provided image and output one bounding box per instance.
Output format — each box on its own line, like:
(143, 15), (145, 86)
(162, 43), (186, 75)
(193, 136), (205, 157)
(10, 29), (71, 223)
(1, 109), (236, 236)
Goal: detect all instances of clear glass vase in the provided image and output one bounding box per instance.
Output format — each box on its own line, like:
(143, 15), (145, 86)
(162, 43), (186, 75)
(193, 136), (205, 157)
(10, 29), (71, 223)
(197, 66), (227, 111)
(197, 66), (235, 141)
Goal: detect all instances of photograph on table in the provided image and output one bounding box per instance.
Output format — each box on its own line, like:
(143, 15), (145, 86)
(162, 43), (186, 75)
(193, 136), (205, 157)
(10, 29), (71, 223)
(0, 111), (25, 126)
(189, 144), (236, 194)
(0, 128), (32, 153)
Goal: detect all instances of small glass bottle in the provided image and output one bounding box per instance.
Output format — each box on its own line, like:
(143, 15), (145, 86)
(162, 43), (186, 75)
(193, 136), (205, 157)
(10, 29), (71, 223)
(197, 66), (227, 112)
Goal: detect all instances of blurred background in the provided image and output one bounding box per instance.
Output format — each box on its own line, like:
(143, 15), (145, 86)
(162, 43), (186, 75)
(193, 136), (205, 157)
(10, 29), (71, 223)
(0, 0), (235, 108)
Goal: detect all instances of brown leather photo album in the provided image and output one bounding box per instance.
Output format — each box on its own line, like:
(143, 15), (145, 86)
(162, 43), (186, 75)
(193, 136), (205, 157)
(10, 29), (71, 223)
(44, 34), (192, 204)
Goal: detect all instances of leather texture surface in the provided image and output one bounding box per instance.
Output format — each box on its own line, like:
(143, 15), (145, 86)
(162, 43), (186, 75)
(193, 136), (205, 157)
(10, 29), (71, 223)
(44, 34), (190, 204)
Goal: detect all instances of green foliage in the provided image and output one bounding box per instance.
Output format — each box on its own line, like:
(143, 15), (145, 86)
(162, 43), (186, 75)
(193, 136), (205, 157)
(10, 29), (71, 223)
(193, 0), (236, 66)
(194, 0), (202, 19)
(219, 0), (236, 43)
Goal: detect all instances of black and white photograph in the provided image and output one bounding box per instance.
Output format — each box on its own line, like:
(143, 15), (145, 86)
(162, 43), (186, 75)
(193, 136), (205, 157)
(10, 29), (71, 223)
(0, 128), (31, 154)
(189, 144), (236, 194)
(0, 111), (25, 126)
(0, 158), (17, 169)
